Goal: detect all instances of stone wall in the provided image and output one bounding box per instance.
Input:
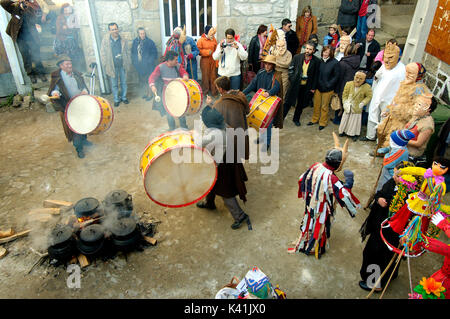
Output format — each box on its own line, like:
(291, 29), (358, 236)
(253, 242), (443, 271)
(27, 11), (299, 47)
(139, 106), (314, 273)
(422, 52), (450, 104)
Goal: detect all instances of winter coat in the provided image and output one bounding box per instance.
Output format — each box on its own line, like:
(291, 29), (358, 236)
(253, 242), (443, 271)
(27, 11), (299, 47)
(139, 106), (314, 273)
(342, 81), (373, 114)
(357, 39), (381, 70)
(337, 0), (361, 27)
(248, 35), (263, 73)
(317, 58), (340, 93)
(212, 40), (248, 77)
(100, 34), (131, 78)
(131, 36), (158, 77)
(284, 53), (320, 106)
(1, 0), (39, 42)
(283, 29), (299, 57)
(337, 54), (361, 96)
(295, 15), (318, 48)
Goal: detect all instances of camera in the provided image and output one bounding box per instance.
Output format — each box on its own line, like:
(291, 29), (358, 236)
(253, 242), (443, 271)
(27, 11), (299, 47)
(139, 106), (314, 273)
(220, 42), (229, 49)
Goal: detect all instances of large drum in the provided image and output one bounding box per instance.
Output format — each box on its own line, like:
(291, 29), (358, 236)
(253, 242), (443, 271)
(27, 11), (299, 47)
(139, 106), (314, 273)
(65, 94), (113, 135)
(247, 88), (281, 130)
(139, 131), (217, 208)
(163, 79), (203, 117)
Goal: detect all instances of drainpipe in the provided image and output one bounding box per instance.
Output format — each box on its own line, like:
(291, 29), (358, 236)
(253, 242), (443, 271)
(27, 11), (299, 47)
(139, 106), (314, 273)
(0, 9), (31, 95)
(85, 0), (109, 94)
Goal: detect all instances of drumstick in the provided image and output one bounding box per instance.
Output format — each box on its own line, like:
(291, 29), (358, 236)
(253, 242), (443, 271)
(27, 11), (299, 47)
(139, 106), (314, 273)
(154, 95), (161, 103)
(40, 94), (60, 103)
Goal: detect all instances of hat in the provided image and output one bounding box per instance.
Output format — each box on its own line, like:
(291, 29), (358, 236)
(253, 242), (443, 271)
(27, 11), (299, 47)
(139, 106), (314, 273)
(56, 55), (72, 66)
(390, 129), (416, 147)
(261, 55), (277, 65)
(205, 25), (212, 35)
(416, 63), (426, 82)
(329, 24), (338, 31)
(201, 106), (225, 129)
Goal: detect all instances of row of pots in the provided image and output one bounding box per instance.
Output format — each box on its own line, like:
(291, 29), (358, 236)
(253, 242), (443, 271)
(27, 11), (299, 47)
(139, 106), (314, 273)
(74, 190), (134, 221)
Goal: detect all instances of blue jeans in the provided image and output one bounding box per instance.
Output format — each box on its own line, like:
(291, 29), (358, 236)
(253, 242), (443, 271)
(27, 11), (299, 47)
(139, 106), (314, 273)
(356, 15), (368, 42)
(230, 75), (241, 90)
(73, 133), (87, 151)
(109, 66), (127, 103)
(260, 120), (273, 147)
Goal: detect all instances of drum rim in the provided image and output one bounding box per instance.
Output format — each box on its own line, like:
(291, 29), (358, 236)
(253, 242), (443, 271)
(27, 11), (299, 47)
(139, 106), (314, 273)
(163, 79), (191, 118)
(141, 142), (218, 208)
(92, 96), (114, 134)
(64, 94), (104, 135)
(186, 79), (204, 115)
(248, 89), (282, 129)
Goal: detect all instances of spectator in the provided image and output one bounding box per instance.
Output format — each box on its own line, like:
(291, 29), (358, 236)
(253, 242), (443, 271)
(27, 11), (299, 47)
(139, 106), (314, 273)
(283, 40), (320, 126)
(248, 24), (268, 74)
(337, 0), (360, 30)
(100, 22), (131, 107)
(374, 39), (401, 65)
(307, 46), (340, 130)
(365, 60), (382, 86)
(301, 34), (322, 59)
(323, 24), (340, 49)
(212, 28), (248, 90)
(280, 18), (299, 56)
(356, 28), (380, 71)
(54, 4), (84, 71)
(295, 6), (318, 53)
(197, 25), (218, 96)
(356, 0), (371, 42)
(1, 0), (47, 83)
(131, 27), (157, 101)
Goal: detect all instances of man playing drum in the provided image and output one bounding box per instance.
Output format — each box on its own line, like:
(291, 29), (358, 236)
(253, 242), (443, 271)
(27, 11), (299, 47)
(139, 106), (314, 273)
(243, 55), (283, 150)
(148, 50), (190, 131)
(196, 76), (252, 230)
(48, 55), (90, 158)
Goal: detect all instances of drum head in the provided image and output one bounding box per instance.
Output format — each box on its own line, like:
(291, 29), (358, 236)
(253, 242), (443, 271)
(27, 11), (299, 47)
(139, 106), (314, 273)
(164, 80), (189, 117)
(144, 146), (217, 207)
(66, 95), (101, 134)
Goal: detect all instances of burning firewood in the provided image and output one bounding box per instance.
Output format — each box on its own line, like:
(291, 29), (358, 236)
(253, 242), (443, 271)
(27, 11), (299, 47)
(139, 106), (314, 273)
(77, 254), (90, 268)
(143, 236), (157, 246)
(0, 228), (14, 239)
(28, 208), (61, 216)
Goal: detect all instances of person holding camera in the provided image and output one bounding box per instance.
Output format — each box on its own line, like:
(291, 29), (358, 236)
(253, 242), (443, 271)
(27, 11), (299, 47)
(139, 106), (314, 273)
(212, 28), (248, 90)
(282, 40), (320, 126)
(1, 0), (47, 83)
(100, 22), (130, 107)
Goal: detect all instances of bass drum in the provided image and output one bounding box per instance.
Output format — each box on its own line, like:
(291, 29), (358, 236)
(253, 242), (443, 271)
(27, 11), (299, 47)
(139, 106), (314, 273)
(139, 130), (217, 208)
(247, 88), (281, 130)
(163, 79), (203, 117)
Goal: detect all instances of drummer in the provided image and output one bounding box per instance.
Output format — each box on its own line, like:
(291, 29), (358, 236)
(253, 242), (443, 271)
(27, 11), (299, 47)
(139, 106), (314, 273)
(242, 55), (284, 150)
(148, 50), (190, 131)
(48, 55), (91, 159)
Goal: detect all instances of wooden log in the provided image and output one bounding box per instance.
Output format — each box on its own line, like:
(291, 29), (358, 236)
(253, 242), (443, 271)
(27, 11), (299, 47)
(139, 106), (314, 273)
(43, 199), (73, 209)
(28, 214), (53, 223)
(28, 208), (61, 216)
(77, 254), (90, 268)
(0, 230), (31, 245)
(0, 247), (7, 259)
(144, 236), (157, 246)
(0, 228), (14, 239)
(69, 256), (78, 264)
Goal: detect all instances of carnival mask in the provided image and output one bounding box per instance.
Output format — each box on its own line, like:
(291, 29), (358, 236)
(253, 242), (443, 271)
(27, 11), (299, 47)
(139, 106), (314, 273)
(325, 132), (349, 172)
(207, 26), (216, 39)
(432, 161), (448, 176)
(405, 63), (419, 84)
(413, 93), (432, 117)
(383, 43), (400, 70)
(353, 72), (366, 87)
(275, 39), (287, 56)
(339, 36), (351, 53)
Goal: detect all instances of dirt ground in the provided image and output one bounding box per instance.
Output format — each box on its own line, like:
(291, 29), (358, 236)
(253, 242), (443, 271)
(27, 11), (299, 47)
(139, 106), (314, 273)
(0, 90), (448, 299)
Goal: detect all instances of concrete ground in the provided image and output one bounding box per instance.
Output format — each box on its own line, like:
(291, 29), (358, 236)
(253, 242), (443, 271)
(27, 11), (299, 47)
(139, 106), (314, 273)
(0, 93), (447, 299)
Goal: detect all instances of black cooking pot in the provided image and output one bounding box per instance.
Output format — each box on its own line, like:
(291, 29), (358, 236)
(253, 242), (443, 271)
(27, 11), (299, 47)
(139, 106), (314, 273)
(104, 190), (133, 218)
(110, 217), (141, 251)
(74, 197), (101, 219)
(48, 225), (75, 261)
(76, 224), (105, 256)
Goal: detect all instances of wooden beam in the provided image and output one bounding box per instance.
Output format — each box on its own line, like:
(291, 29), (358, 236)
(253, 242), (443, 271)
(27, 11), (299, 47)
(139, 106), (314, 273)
(0, 230), (31, 245)
(144, 236), (157, 246)
(43, 200), (73, 209)
(77, 254), (90, 268)
(29, 208), (61, 216)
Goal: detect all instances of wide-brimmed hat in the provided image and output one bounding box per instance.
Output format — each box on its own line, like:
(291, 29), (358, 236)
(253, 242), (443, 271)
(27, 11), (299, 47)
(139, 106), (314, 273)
(260, 55), (277, 65)
(201, 106), (225, 129)
(56, 55), (72, 66)
(329, 24), (338, 31)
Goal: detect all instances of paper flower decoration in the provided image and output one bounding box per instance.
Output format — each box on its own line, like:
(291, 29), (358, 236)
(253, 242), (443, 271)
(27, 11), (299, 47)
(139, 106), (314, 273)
(413, 277), (446, 299)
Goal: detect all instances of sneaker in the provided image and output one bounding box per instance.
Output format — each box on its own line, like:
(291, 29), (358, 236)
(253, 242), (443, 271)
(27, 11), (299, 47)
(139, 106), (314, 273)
(114, 101), (120, 107)
(122, 99), (129, 104)
(196, 201), (216, 210)
(76, 149), (85, 158)
(307, 122), (316, 126)
(319, 126), (325, 130)
(293, 120), (301, 127)
(231, 213), (249, 230)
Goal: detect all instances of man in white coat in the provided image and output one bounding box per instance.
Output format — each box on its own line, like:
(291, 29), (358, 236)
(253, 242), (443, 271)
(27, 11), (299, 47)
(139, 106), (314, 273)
(213, 28), (248, 90)
(360, 43), (405, 141)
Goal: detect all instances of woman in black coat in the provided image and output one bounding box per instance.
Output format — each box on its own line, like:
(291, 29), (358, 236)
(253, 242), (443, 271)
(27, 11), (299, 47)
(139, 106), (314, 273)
(131, 27), (158, 100)
(334, 43), (361, 124)
(247, 25), (268, 74)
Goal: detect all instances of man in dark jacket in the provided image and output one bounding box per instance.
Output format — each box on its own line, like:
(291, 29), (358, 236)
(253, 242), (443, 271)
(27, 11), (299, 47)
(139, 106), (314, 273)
(131, 27), (157, 101)
(47, 55), (90, 158)
(337, 0), (361, 29)
(283, 41), (320, 126)
(1, 0), (47, 83)
(280, 18), (299, 57)
(356, 29), (380, 71)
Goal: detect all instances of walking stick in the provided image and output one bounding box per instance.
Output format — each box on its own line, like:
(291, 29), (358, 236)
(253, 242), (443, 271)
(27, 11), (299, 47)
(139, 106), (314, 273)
(184, 44), (194, 79)
(364, 163), (384, 210)
(379, 246), (406, 299)
(371, 114), (391, 165)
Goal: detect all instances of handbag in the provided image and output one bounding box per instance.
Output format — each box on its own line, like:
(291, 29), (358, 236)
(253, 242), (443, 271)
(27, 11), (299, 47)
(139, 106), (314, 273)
(330, 93), (342, 111)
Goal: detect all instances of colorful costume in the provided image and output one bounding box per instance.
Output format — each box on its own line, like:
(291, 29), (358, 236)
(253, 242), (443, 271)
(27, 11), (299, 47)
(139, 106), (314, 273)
(289, 133), (360, 259)
(197, 26), (218, 96)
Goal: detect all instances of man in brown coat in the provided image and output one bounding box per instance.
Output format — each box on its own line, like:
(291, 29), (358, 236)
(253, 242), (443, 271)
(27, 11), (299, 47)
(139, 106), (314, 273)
(196, 76), (251, 230)
(48, 55), (90, 158)
(1, 0), (47, 83)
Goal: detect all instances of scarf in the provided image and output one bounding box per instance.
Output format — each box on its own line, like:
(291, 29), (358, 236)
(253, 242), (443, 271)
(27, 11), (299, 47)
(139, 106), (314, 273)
(164, 36), (185, 66)
(137, 38), (144, 62)
(258, 34), (266, 58)
(301, 16), (312, 45)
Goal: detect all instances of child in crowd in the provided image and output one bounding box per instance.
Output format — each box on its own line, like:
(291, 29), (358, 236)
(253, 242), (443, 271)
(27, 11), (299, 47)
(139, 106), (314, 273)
(323, 24), (340, 49)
